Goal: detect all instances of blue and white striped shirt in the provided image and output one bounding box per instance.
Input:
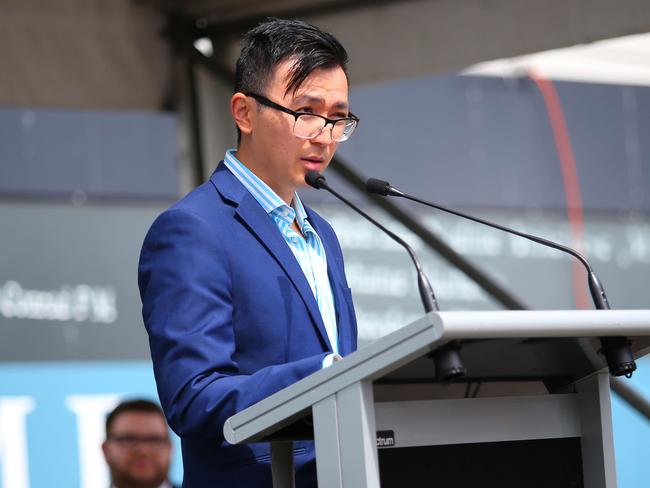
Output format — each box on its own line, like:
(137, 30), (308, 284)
(223, 150), (339, 360)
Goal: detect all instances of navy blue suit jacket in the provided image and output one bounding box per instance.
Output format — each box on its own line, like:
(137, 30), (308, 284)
(138, 162), (358, 487)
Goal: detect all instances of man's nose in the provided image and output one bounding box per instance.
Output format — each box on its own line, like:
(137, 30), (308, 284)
(311, 125), (333, 145)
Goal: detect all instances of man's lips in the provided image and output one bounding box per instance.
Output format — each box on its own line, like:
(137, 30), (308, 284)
(301, 157), (325, 171)
(301, 157), (324, 164)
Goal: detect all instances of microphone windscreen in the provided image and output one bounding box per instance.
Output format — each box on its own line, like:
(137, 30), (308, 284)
(365, 178), (391, 196)
(305, 171), (326, 189)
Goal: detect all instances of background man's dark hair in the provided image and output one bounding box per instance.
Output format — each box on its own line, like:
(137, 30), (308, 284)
(105, 399), (166, 437)
(234, 17), (349, 142)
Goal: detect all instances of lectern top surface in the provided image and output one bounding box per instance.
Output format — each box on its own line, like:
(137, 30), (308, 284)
(224, 310), (650, 445)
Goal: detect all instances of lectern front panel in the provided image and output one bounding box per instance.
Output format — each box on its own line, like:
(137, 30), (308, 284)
(378, 438), (583, 488)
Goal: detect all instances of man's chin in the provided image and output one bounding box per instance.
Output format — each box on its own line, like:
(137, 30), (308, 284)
(116, 469), (166, 488)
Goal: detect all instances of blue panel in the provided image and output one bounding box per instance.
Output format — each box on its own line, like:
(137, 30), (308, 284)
(611, 355), (650, 488)
(0, 361), (182, 487)
(0, 358), (647, 486)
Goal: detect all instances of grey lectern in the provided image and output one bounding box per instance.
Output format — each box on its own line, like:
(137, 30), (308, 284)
(223, 310), (650, 487)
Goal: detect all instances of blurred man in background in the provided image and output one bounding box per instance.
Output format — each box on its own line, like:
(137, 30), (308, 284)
(102, 399), (177, 488)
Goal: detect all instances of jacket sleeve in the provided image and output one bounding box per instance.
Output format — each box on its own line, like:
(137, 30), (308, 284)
(138, 208), (327, 441)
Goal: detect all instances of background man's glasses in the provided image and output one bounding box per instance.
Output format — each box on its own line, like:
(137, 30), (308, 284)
(108, 434), (170, 449)
(246, 93), (359, 142)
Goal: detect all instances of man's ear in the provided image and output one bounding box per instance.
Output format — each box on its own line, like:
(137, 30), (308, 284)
(231, 93), (253, 136)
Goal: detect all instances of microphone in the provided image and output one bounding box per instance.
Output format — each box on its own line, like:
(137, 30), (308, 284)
(366, 177), (636, 378)
(306, 171), (465, 380)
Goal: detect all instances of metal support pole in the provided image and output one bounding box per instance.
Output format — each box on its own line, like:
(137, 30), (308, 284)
(313, 380), (380, 488)
(185, 59), (205, 185)
(576, 372), (618, 487)
(270, 441), (295, 488)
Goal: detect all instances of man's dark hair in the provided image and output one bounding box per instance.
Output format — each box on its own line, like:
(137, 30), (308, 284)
(105, 399), (166, 437)
(235, 18), (348, 96)
(234, 18), (349, 142)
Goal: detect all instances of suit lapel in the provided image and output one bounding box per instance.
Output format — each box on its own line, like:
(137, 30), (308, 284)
(210, 164), (334, 353)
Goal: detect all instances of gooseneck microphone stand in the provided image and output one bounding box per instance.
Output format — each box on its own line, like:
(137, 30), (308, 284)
(366, 177), (636, 378)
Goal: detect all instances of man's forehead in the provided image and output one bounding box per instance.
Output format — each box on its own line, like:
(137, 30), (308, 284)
(270, 59), (348, 101)
(111, 411), (167, 431)
(292, 92), (349, 110)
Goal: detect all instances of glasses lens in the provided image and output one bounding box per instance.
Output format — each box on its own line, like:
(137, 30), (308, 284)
(332, 119), (357, 142)
(294, 115), (358, 142)
(294, 114), (326, 139)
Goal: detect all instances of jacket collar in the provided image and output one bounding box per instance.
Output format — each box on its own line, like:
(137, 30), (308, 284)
(209, 162), (335, 353)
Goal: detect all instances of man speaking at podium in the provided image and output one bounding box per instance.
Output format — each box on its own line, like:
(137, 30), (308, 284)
(138, 18), (358, 487)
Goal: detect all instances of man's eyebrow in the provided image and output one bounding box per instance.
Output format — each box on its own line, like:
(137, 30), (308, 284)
(293, 94), (349, 110)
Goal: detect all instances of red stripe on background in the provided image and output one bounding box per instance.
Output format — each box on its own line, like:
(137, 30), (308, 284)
(528, 71), (589, 309)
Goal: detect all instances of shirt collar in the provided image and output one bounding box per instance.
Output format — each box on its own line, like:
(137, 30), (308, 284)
(223, 149), (311, 232)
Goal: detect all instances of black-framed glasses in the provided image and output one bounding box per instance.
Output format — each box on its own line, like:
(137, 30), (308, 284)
(246, 93), (359, 142)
